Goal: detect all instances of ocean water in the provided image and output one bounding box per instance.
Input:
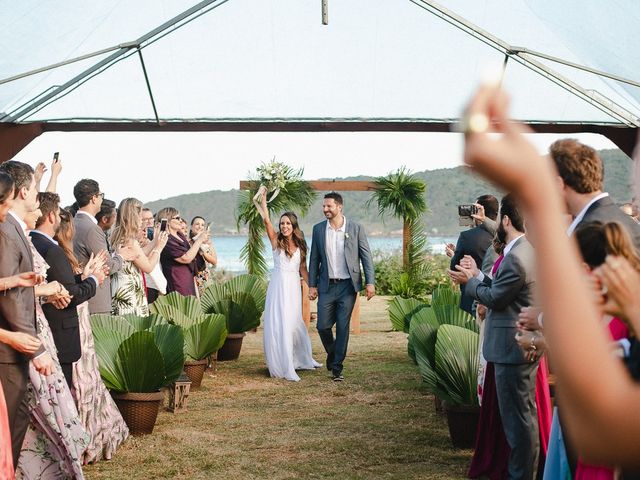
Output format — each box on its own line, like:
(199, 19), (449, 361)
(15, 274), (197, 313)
(212, 235), (457, 272)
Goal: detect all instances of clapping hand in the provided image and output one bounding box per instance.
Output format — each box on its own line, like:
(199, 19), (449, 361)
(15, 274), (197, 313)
(517, 306), (542, 331)
(445, 243), (455, 258)
(15, 271), (44, 287)
(447, 255), (478, 285)
(595, 255), (640, 335)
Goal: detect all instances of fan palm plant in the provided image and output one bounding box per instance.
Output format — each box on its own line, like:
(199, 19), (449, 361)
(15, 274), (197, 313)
(201, 274), (268, 334)
(90, 313), (184, 393)
(236, 167), (316, 276)
(149, 292), (228, 361)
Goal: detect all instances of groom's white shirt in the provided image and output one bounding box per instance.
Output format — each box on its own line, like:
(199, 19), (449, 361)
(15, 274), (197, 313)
(325, 217), (350, 280)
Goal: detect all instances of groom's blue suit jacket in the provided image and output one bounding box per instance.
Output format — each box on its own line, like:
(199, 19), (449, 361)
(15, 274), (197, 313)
(308, 219), (375, 294)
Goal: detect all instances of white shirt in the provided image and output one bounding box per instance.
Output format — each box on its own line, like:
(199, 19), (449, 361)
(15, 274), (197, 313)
(566, 192), (609, 236)
(76, 210), (98, 225)
(325, 217), (350, 280)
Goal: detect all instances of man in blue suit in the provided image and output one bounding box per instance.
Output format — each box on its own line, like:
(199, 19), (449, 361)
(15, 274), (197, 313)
(308, 192), (375, 381)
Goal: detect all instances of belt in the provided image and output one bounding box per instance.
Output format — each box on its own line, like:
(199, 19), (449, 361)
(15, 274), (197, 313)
(328, 278), (350, 284)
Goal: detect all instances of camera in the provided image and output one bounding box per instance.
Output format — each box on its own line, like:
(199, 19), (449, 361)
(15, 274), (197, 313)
(160, 218), (168, 232)
(458, 204), (478, 227)
(146, 226), (154, 241)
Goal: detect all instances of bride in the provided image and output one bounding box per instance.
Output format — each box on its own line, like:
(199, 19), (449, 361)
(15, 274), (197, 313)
(255, 188), (321, 381)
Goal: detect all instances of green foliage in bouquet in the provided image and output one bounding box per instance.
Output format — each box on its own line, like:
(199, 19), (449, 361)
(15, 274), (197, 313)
(201, 274), (267, 334)
(236, 162), (316, 277)
(90, 313), (184, 393)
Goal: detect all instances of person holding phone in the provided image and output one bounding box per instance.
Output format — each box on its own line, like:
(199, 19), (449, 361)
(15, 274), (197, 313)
(189, 216), (217, 294)
(157, 207), (208, 296)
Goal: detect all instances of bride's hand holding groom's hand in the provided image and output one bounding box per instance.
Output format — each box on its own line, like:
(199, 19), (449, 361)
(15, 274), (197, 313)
(308, 287), (318, 301)
(365, 284), (375, 301)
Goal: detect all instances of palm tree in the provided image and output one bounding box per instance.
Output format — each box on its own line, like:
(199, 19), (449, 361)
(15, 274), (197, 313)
(368, 167), (427, 269)
(236, 169), (316, 277)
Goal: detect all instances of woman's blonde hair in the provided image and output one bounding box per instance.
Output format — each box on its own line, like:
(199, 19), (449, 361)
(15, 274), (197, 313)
(110, 198), (143, 248)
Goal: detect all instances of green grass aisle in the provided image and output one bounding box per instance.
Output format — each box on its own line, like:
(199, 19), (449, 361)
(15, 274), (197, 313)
(85, 296), (472, 480)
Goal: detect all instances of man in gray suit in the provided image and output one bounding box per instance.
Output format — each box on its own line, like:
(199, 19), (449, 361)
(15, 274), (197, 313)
(452, 194), (538, 480)
(72, 179), (134, 314)
(308, 192), (375, 382)
(0, 161), (55, 468)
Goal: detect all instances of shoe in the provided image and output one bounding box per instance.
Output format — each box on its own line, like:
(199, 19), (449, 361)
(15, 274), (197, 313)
(332, 373), (344, 382)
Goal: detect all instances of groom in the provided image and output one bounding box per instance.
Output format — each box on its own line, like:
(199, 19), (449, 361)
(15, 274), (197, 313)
(308, 192), (375, 381)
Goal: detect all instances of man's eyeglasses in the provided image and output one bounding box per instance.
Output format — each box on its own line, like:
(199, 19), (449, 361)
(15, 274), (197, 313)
(95, 192), (105, 199)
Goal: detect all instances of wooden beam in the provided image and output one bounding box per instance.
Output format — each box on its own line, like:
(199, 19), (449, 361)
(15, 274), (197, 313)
(0, 123), (44, 164)
(239, 180), (377, 191)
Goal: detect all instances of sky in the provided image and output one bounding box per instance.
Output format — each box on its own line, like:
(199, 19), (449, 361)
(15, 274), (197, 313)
(11, 130), (617, 207)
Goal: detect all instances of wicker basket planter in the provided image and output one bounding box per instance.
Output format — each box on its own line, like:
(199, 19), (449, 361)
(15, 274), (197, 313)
(443, 401), (480, 449)
(183, 359), (208, 389)
(216, 333), (246, 361)
(112, 391), (164, 436)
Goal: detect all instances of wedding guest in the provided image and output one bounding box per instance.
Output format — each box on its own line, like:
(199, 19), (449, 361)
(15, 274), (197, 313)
(0, 162), (54, 469)
(17, 197), (89, 479)
(450, 194), (539, 479)
(30, 192), (101, 390)
(55, 209), (130, 464)
(110, 198), (167, 315)
(189, 216), (217, 294)
(72, 179), (136, 314)
(139, 208), (166, 304)
(95, 199), (117, 238)
(449, 194), (499, 314)
(460, 82), (640, 466)
(158, 207), (208, 296)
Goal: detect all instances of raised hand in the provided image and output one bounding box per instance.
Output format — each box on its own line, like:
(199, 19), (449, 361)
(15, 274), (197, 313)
(34, 162), (47, 184)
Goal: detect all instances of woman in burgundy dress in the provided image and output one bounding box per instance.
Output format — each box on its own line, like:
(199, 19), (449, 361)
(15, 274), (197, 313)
(157, 207), (209, 297)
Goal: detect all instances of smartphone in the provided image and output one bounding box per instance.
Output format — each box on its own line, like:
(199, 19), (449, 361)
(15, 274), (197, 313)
(53, 152), (59, 162)
(205, 222), (211, 232)
(146, 226), (154, 241)
(160, 218), (168, 232)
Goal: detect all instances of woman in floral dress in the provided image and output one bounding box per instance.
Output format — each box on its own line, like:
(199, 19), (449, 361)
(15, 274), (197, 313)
(16, 204), (89, 480)
(110, 198), (167, 315)
(55, 209), (131, 464)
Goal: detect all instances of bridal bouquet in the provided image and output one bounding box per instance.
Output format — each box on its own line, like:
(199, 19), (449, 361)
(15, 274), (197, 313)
(252, 159), (300, 204)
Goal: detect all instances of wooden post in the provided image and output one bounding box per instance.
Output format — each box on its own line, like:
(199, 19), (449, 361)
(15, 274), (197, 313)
(301, 279), (311, 328)
(351, 295), (361, 334)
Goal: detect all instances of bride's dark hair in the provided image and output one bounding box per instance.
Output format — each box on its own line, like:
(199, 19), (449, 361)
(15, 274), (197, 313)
(277, 212), (307, 262)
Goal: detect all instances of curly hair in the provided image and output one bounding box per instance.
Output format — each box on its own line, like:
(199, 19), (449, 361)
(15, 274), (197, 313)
(110, 198), (143, 249)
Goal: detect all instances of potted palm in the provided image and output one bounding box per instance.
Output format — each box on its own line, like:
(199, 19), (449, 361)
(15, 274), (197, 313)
(409, 300), (480, 448)
(201, 274), (267, 361)
(150, 292), (227, 388)
(90, 313), (184, 435)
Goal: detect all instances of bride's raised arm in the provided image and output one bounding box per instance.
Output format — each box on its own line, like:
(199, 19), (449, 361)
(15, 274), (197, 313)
(254, 186), (278, 250)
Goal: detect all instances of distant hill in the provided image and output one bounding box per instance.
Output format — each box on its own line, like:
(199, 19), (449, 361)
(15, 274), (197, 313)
(145, 148), (633, 236)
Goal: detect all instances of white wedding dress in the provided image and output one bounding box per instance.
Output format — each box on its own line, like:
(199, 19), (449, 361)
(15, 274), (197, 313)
(263, 248), (321, 381)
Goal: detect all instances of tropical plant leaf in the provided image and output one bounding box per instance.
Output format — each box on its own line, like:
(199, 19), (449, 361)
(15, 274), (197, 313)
(121, 313), (167, 331)
(431, 284), (461, 307)
(387, 296), (425, 333)
(367, 167), (427, 222)
(184, 313), (227, 360)
(200, 282), (226, 314)
(432, 305), (479, 333)
(149, 292), (202, 328)
(408, 306), (440, 393)
(114, 331), (166, 393)
(90, 315), (132, 391)
(434, 324), (479, 407)
(150, 323), (185, 384)
(224, 274), (267, 312)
